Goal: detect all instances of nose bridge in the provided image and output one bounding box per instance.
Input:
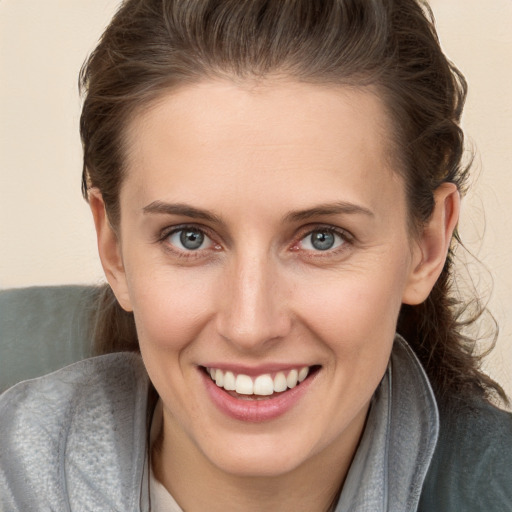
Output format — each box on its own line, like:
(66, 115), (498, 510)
(217, 247), (290, 350)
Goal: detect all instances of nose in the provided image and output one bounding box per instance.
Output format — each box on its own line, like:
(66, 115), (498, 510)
(216, 250), (292, 352)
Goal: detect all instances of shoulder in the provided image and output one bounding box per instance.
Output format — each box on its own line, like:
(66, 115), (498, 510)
(0, 353), (150, 511)
(419, 397), (512, 512)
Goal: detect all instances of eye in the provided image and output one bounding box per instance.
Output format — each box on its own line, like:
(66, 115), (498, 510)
(167, 228), (214, 251)
(299, 229), (346, 251)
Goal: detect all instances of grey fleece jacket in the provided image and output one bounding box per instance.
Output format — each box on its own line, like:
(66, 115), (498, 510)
(1, 337), (511, 511)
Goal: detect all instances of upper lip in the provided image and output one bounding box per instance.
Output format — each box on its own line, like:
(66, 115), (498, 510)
(199, 363), (317, 377)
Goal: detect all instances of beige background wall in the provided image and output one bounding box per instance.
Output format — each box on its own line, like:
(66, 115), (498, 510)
(1, 0), (511, 398)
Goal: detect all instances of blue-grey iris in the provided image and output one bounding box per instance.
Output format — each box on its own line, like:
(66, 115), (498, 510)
(311, 231), (335, 251)
(180, 229), (204, 250)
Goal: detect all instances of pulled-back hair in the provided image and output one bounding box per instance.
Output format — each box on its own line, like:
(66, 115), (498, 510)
(80, 0), (507, 404)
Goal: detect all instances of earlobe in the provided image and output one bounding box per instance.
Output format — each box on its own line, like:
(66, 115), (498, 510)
(402, 183), (460, 305)
(88, 188), (133, 312)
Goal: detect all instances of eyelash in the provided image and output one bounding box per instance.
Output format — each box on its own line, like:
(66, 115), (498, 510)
(157, 224), (220, 260)
(156, 224), (354, 259)
(293, 225), (353, 258)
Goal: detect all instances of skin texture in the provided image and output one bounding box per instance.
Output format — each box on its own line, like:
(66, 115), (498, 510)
(90, 80), (459, 512)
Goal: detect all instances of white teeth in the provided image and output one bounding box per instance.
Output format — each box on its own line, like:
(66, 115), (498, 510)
(273, 372), (288, 392)
(223, 371), (236, 391)
(253, 375), (274, 396)
(208, 366), (312, 396)
(235, 374), (254, 395)
(298, 366), (309, 382)
(286, 369), (298, 389)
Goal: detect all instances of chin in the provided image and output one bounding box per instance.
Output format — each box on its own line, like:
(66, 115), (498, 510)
(206, 442), (310, 478)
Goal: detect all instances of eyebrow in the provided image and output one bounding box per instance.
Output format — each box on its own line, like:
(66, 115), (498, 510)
(284, 202), (374, 222)
(143, 200), (374, 225)
(142, 201), (224, 225)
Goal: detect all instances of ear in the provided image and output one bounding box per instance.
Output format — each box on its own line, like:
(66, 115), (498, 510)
(88, 188), (133, 312)
(402, 182), (460, 305)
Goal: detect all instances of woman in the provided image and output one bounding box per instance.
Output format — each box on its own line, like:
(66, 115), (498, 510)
(1, 0), (511, 510)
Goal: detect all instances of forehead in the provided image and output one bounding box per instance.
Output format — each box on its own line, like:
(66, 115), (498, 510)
(121, 79), (404, 217)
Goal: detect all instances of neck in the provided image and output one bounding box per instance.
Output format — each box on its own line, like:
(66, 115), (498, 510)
(152, 404), (368, 512)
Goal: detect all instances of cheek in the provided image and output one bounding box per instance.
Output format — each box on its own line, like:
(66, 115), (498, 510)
(126, 266), (218, 419)
(292, 260), (408, 355)
(125, 262), (218, 352)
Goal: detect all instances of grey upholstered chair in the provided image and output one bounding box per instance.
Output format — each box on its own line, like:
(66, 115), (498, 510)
(0, 286), (101, 392)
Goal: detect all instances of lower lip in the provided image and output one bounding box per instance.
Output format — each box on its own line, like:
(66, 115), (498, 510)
(202, 369), (317, 422)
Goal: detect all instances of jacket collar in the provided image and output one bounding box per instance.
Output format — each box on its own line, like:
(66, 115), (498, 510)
(335, 335), (439, 512)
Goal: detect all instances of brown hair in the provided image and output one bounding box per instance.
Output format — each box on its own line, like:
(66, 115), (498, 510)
(80, 0), (507, 405)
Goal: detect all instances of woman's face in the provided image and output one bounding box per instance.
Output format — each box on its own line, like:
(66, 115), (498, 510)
(103, 80), (428, 477)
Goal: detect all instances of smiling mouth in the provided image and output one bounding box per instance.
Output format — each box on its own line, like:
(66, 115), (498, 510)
(202, 366), (320, 400)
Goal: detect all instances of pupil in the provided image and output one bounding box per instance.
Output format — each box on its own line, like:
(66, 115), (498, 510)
(311, 231), (335, 251)
(180, 230), (204, 250)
